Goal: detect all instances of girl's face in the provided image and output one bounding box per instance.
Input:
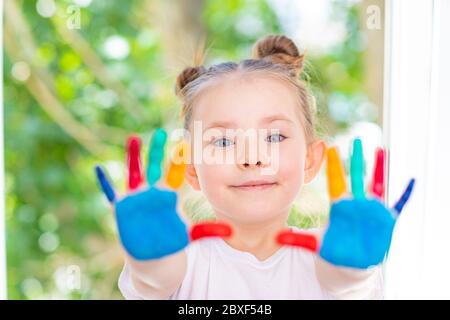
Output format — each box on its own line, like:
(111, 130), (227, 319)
(185, 73), (326, 224)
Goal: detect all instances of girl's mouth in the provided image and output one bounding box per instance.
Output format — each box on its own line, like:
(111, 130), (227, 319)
(230, 180), (277, 191)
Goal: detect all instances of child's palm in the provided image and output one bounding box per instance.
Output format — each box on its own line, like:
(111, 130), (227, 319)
(115, 187), (188, 260)
(321, 198), (395, 268)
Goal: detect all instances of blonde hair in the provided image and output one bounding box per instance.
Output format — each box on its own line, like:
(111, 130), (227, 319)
(175, 34), (318, 142)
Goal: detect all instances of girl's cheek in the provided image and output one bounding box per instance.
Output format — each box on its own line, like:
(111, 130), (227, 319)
(196, 164), (233, 207)
(277, 142), (306, 185)
(279, 158), (304, 186)
(197, 163), (230, 190)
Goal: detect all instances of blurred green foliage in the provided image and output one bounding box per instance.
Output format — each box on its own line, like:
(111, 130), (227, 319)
(3, 0), (371, 299)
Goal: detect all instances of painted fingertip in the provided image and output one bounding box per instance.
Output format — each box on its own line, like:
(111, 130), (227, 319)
(95, 165), (116, 203)
(166, 141), (189, 189)
(153, 128), (168, 146)
(350, 138), (365, 199)
(352, 138), (363, 155)
(393, 178), (416, 215)
(276, 230), (319, 252)
(147, 128), (168, 186)
(371, 148), (385, 200)
(189, 222), (233, 241)
(326, 147), (348, 201)
(127, 135), (143, 192)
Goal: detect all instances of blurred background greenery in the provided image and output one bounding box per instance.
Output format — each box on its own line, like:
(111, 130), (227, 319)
(3, 0), (384, 299)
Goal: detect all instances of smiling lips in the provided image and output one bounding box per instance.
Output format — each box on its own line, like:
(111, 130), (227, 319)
(231, 180), (277, 190)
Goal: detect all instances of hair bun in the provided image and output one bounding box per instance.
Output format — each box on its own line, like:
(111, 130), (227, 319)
(252, 34), (304, 78)
(175, 66), (206, 98)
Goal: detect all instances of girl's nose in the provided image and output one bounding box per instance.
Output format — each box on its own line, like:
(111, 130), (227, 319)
(236, 151), (270, 170)
(240, 160), (263, 169)
(235, 135), (271, 170)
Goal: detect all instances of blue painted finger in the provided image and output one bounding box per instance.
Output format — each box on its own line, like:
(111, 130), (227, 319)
(393, 178), (416, 216)
(95, 165), (116, 203)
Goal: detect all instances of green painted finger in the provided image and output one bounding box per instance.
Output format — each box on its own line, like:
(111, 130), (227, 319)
(350, 138), (365, 199)
(146, 128), (168, 186)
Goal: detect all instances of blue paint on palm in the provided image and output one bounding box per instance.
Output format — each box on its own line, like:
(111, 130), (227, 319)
(319, 198), (395, 269)
(115, 187), (189, 260)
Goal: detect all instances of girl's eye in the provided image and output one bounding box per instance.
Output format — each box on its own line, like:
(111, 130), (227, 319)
(213, 137), (234, 148)
(266, 133), (286, 143)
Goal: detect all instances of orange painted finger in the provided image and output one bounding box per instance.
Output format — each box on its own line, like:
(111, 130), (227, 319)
(166, 141), (190, 189)
(326, 147), (348, 201)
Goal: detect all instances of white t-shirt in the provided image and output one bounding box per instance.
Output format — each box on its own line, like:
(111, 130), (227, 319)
(118, 227), (384, 300)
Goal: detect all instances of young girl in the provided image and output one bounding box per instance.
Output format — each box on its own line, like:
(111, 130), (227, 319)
(103, 34), (391, 299)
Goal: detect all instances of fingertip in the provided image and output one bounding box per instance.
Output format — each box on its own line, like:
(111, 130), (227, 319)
(393, 177), (416, 216)
(370, 147), (386, 200)
(327, 146), (338, 160)
(350, 138), (365, 199)
(166, 141), (189, 190)
(276, 229), (319, 253)
(189, 222), (233, 241)
(94, 164), (106, 182)
(326, 146), (347, 201)
(95, 164), (116, 203)
(404, 178), (416, 200)
(127, 134), (141, 151)
(146, 128), (168, 186)
(156, 128), (168, 142)
(352, 137), (363, 154)
(127, 134), (143, 192)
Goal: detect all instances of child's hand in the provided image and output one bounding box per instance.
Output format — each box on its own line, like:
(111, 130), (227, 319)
(277, 138), (415, 269)
(95, 128), (232, 261)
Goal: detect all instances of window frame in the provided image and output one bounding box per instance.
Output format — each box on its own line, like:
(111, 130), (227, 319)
(383, 0), (450, 299)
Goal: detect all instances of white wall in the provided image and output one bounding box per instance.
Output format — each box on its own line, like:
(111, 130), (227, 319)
(384, 0), (450, 299)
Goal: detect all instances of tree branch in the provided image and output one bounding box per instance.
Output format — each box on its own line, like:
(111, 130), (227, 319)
(4, 3), (108, 156)
(50, 12), (149, 122)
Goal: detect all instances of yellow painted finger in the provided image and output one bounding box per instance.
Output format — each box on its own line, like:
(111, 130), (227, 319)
(166, 141), (190, 189)
(326, 146), (348, 201)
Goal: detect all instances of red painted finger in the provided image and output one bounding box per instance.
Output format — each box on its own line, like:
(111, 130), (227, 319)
(127, 135), (143, 192)
(190, 222), (233, 241)
(276, 229), (319, 253)
(370, 147), (385, 200)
